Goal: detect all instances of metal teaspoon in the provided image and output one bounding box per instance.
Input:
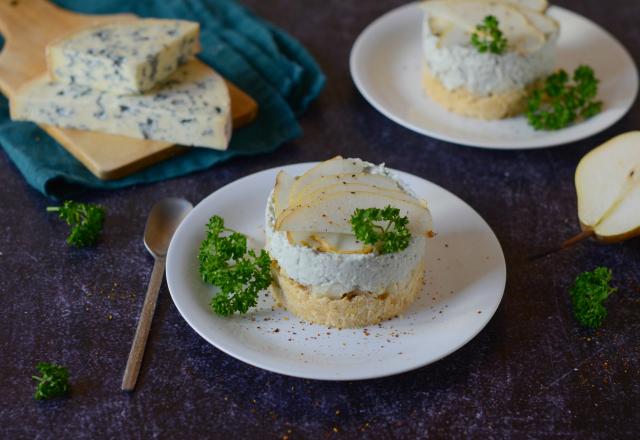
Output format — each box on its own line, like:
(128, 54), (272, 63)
(121, 197), (193, 391)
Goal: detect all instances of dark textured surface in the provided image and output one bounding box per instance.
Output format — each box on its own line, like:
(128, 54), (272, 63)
(1, 0), (639, 438)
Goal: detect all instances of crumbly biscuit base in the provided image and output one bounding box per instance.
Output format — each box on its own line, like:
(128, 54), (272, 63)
(269, 259), (426, 328)
(422, 64), (540, 120)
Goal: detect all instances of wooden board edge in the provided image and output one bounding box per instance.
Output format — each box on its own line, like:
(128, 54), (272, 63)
(41, 125), (187, 180)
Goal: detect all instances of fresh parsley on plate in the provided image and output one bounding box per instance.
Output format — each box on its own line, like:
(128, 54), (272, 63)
(527, 65), (602, 130)
(198, 215), (272, 316)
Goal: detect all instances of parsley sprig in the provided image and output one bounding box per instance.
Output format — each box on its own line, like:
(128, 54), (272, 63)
(527, 65), (602, 130)
(198, 215), (272, 316)
(32, 362), (70, 400)
(350, 206), (411, 254)
(470, 15), (508, 55)
(570, 267), (617, 328)
(46, 201), (105, 247)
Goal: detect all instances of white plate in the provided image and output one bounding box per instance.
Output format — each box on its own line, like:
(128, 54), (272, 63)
(166, 164), (506, 380)
(350, 3), (638, 149)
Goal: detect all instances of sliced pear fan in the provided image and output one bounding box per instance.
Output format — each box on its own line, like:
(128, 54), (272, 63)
(276, 190), (433, 236)
(424, 0), (546, 53)
(575, 131), (640, 242)
(275, 158), (431, 253)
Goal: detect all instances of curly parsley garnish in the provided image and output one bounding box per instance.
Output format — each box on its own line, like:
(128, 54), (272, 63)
(350, 206), (411, 254)
(470, 15), (508, 54)
(527, 65), (602, 130)
(570, 267), (617, 328)
(46, 201), (105, 247)
(33, 362), (70, 400)
(198, 215), (272, 316)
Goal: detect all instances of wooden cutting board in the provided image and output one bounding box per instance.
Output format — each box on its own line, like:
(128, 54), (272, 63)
(0, 0), (258, 180)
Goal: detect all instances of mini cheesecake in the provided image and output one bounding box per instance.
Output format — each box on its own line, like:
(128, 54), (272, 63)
(422, 0), (559, 119)
(264, 157), (433, 328)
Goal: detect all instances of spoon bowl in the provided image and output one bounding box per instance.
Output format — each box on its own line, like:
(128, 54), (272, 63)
(144, 197), (194, 258)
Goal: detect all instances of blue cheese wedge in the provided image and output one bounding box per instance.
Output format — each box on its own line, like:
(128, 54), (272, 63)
(47, 19), (200, 94)
(11, 60), (231, 150)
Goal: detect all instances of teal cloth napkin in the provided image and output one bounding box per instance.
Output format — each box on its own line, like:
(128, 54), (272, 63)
(0, 0), (325, 199)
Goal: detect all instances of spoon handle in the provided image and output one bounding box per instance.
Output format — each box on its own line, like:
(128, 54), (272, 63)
(121, 256), (166, 391)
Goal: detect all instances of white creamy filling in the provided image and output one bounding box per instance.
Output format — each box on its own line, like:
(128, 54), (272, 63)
(422, 18), (557, 96)
(264, 163), (428, 299)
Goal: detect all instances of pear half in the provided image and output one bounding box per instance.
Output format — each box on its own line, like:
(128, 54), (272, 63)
(576, 131), (640, 242)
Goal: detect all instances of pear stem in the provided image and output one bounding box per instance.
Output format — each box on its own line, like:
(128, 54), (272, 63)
(528, 229), (595, 260)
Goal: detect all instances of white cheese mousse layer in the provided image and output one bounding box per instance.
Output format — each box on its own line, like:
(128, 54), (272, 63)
(422, 11), (557, 96)
(265, 165), (428, 299)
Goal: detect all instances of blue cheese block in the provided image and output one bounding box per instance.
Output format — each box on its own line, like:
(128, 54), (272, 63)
(47, 19), (200, 94)
(11, 60), (231, 150)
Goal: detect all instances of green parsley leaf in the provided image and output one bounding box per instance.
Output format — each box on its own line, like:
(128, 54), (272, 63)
(526, 65), (602, 130)
(569, 267), (617, 328)
(46, 201), (105, 247)
(32, 362), (69, 400)
(470, 15), (508, 55)
(198, 215), (272, 316)
(350, 206), (411, 254)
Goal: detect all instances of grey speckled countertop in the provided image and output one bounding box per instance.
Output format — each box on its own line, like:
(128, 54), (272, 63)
(1, 0), (639, 438)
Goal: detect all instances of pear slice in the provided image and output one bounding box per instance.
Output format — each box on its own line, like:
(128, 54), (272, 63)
(304, 182), (422, 206)
(576, 131), (640, 242)
(289, 156), (368, 201)
(286, 231), (321, 248)
(478, 0), (548, 13)
(286, 231), (374, 254)
(508, 0), (548, 12)
(276, 190), (433, 236)
(429, 15), (455, 37)
(273, 171), (295, 217)
(311, 233), (375, 254)
(517, 7), (559, 40)
(430, 0), (549, 14)
(293, 172), (404, 203)
(438, 25), (472, 48)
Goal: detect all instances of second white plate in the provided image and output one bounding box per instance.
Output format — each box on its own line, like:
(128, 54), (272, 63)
(166, 164), (506, 380)
(350, 3), (638, 149)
